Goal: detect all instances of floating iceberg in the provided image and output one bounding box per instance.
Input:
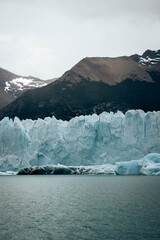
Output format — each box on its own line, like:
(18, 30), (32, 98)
(0, 171), (17, 175)
(115, 153), (160, 175)
(0, 110), (160, 173)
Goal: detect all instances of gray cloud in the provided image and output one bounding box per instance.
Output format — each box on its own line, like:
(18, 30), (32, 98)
(0, 0), (159, 79)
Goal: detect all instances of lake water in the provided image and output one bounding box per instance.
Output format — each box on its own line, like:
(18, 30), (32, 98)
(0, 175), (160, 240)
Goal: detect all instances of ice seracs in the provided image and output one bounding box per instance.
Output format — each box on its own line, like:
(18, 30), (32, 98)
(0, 110), (160, 173)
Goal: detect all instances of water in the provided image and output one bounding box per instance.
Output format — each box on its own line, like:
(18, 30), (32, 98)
(0, 176), (160, 240)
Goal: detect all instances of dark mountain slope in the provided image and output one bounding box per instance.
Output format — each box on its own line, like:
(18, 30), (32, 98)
(0, 68), (18, 109)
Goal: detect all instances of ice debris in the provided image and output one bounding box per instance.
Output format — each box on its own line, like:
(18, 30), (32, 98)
(16, 153), (160, 176)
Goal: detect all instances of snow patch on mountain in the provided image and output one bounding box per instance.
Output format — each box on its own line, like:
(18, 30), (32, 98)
(4, 77), (47, 93)
(139, 56), (160, 66)
(137, 50), (160, 66)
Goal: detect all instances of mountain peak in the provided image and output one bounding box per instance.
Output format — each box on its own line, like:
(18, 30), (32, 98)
(59, 55), (152, 85)
(131, 49), (160, 66)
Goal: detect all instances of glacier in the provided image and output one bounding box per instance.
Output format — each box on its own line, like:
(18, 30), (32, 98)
(0, 110), (160, 174)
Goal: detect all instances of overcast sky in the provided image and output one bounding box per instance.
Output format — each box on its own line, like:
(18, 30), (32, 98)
(0, 0), (160, 79)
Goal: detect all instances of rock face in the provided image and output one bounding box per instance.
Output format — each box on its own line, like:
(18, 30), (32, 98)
(0, 67), (56, 110)
(0, 49), (160, 121)
(0, 110), (160, 171)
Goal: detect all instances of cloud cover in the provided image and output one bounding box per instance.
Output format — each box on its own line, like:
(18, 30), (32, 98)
(0, 0), (160, 79)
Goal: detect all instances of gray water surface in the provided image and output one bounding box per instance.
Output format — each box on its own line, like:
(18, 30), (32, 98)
(0, 175), (160, 240)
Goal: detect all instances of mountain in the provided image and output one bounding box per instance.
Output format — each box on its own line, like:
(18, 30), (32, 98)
(0, 49), (160, 121)
(0, 67), (56, 109)
(130, 49), (160, 66)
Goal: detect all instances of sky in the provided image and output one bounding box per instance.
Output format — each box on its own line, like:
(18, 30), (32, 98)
(0, 0), (160, 79)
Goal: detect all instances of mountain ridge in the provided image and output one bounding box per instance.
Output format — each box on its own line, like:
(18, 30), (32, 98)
(0, 67), (56, 109)
(58, 56), (153, 85)
(0, 49), (160, 121)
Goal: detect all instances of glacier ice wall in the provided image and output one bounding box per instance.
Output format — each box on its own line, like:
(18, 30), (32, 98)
(0, 110), (160, 171)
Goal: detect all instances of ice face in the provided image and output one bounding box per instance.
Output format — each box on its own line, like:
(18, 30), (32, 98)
(115, 160), (141, 175)
(0, 110), (160, 172)
(115, 153), (160, 175)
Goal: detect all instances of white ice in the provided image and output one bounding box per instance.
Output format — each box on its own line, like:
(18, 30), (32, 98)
(115, 153), (160, 175)
(0, 171), (17, 175)
(0, 110), (160, 173)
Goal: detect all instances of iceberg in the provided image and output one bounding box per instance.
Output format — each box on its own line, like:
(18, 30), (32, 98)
(0, 171), (17, 175)
(115, 153), (160, 175)
(0, 110), (160, 173)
